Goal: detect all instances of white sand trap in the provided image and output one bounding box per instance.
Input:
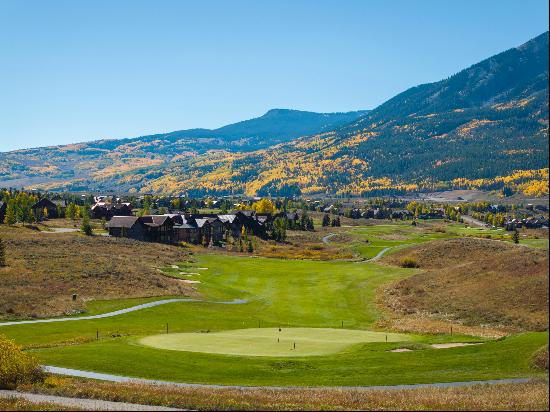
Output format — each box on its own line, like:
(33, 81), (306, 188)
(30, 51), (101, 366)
(390, 348), (413, 352)
(171, 265), (179, 269)
(179, 272), (200, 275)
(180, 280), (201, 284)
(196, 268), (208, 270)
(431, 343), (481, 349)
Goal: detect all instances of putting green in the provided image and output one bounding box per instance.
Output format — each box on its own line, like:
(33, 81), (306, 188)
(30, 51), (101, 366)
(139, 327), (411, 357)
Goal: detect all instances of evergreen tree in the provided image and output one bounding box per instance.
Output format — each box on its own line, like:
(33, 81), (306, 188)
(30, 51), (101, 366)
(65, 203), (75, 219)
(300, 211), (309, 230)
(4, 200), (16, 225)
(512, 229), (520, 244)
(247, 239), (253, 253)
(271, 217), (287, 242)
(80, 212), (93, 236)
(306, 217), (314, 231)
(322, 214), (331, 227)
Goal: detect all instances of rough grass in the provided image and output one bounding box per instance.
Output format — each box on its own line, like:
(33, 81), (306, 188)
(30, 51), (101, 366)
(383, 237), (549, 332)
(0, 225), (194, 320)
(0, 397), (78, 411)
(22, 375), (550, 411)
(532, 345), (549, 371)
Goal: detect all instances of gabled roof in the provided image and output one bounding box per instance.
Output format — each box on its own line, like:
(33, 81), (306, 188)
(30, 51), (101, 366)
(140, 215), (172, 227)
(218, 214), (237, 224)
(195, 218), (210, 228)
(107, 216), (140, 229)
(174, 223), (197, 230)
(32, 198), (60, 209)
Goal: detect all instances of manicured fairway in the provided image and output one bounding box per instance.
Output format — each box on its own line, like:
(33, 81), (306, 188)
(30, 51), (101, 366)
(139, 327), (410, 357)
(348, 221), (516, 259)
(2, 241), (547, 387)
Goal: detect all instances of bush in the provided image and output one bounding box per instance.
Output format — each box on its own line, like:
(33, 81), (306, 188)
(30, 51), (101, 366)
(400, 257), (419, 268)
(0, 334), (44, 389)
(532, 345), (549, 371)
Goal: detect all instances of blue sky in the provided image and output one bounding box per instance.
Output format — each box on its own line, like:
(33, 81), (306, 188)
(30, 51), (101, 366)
(0, 0), (548, 152)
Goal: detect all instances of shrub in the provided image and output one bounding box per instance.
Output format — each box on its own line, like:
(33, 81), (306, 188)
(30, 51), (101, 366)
(400, 257), (419, 268)
(0, 334), (44, 389)
(532, 345), (549, 370)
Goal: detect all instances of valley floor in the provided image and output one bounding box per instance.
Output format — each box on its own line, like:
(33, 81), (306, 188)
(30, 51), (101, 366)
(0, 217), (548, 409)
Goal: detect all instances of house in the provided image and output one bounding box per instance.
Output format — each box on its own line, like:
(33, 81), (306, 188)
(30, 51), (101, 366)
(361, 209), (375, 219)
(204, 216), (225, 245)
(391, 210), (412, 220)
(173, 217), (201, 244)
(195, 218), (212, 245)
(218, 214), (244, 238)
(0, 201), (6, 223)
(106, 216), (146, 240)
(276, 212), (299, 227)
(140, 215), (174, 243)
(31, 198), (65, 218)
(91, 202), (133, 220)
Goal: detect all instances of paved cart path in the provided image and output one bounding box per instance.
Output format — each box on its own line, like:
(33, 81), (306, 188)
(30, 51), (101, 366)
(44, 366), (531, 391)
(0, 390), (183, 411)
(0, 298), (247, 327)
(322, 233), (337, 244)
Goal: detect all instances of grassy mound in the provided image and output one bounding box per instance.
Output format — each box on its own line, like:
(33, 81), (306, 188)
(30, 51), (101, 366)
(384, 238), (549, 331)
(139, 328), (410, 357)
(0, 224), (195, 320)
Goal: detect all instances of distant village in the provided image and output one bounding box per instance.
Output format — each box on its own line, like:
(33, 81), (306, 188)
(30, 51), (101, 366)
(0, 190), (548, 248)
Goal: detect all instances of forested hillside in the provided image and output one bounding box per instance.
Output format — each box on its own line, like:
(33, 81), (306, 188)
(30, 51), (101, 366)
(0, 33), (548, 197)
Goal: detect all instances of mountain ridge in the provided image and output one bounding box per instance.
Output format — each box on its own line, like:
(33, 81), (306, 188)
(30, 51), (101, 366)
(0, 32), (548, 197)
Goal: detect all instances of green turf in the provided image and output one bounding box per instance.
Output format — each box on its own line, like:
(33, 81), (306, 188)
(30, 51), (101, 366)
(33, 332), (547, 386)
(345, 220), (539, 259)
(1, 223), (547, 386)
(4, 255), (413, 346)
(139, 327), (410, 357)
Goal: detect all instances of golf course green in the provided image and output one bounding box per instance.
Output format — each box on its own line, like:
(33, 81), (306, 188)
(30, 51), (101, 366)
(139, 327), (410, 357)
(1, 223), (547, 387)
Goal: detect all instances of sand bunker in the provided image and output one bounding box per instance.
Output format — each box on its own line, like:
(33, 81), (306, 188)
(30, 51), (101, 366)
(431, 343), (482, 349)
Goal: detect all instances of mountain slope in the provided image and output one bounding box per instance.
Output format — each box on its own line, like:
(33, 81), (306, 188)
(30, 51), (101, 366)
(0, 109), (368, 190)
(141, 32), (547, 196)
(0, 33), (548, 196)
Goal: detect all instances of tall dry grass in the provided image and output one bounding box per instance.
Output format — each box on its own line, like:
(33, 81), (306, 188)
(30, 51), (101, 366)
(22, 376), (549, 411)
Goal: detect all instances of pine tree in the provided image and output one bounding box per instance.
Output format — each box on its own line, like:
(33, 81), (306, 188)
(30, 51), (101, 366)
(0, 236), (6, 267)
(80, 212), (93, 236)
(4, 200), (16, 225)
(65, 203), (75, 219)
(322, 214), (330, 227)
(512, 229), (520, 244)
(247, 239), (253, 253)
(306, 217), (314, 231)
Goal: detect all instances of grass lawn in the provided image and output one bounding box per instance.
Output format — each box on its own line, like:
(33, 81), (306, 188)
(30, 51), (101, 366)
(139, 327), (411, 357)
(33, 332), (548, 386)
(346, 220), (545, 259)
(2, 252), (547, 386)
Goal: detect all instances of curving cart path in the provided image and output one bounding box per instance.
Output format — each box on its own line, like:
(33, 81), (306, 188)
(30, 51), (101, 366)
(43, 366), (531, 391)
(0, 298), (247, 327)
